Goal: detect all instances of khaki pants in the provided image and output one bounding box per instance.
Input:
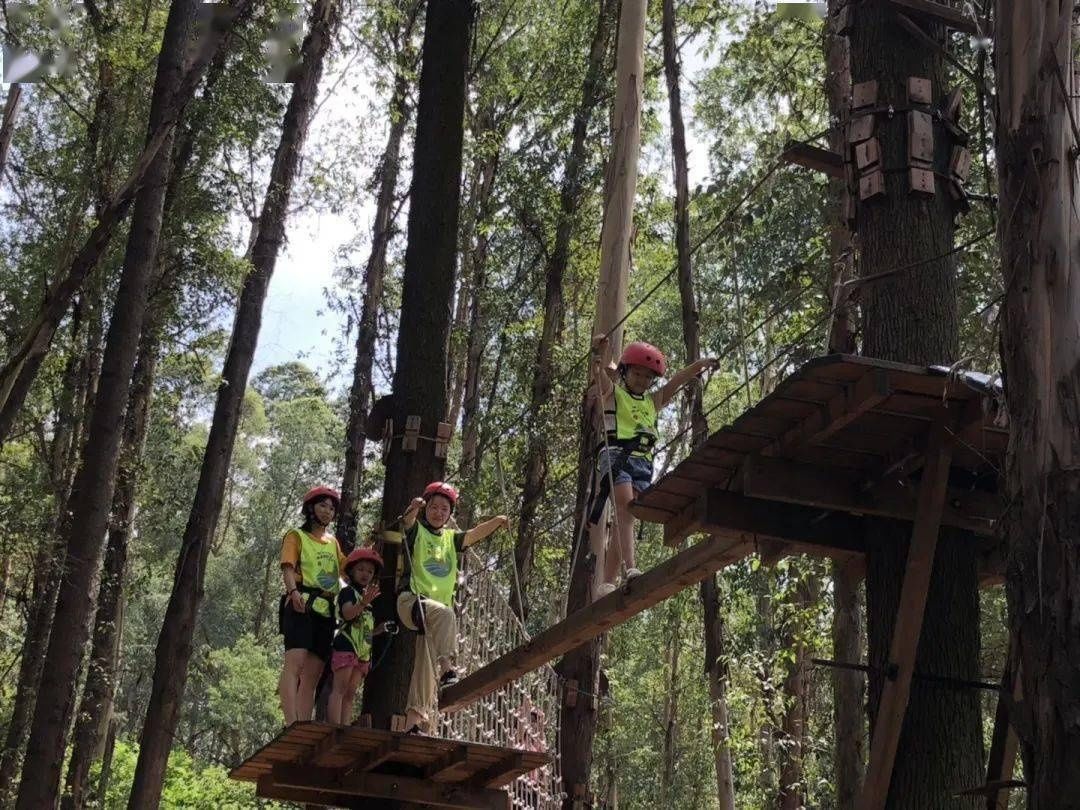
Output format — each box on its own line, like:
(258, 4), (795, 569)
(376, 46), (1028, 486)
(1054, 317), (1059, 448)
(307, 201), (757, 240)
(397, 591), (458, 726)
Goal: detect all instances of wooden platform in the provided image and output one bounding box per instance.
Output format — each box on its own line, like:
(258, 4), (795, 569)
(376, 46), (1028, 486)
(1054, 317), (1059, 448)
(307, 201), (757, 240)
(633, 354), (1006, 571)
(229, 722), (549, 809)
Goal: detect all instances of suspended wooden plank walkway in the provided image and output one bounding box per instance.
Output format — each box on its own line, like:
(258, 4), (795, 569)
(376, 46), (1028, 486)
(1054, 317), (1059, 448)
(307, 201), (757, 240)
(229, 722), (549, 809)
(441, 355), (1007, 810)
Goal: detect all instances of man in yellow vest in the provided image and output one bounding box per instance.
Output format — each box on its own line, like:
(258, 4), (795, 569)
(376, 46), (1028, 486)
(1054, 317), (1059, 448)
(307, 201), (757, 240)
(588, 337), (718, 598)
(277, 486), (346, 724)
(396, 481), (508, 734)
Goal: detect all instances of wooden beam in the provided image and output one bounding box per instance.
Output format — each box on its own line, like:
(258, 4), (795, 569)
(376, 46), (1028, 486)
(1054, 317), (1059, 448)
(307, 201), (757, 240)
(440, 533), (752, 713)
(857, 420), (954, 810)
(271, 764), (510, 810)
(655, 487), (865, 550)
(256, 774), (366, 809)
(469, 752), (528, 789)
(781, 140), (845, 177)
(883, 0), (979, 34)
(983, 640), (1023, 810)
(741, 454), (999, 533)
(344, 738), (400, 775)
(424, 744), (470, 780)
(763, 367), (892, 458)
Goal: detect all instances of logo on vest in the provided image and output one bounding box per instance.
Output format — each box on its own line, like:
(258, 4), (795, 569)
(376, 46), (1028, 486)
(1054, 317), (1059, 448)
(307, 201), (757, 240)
(423, 558), (452, 578)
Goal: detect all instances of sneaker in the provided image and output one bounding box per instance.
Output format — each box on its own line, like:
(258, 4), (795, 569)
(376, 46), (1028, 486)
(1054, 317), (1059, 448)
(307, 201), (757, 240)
(594, 582), (617, 599)
(439, 670), (460, 689)
(625, 568), (642, 579)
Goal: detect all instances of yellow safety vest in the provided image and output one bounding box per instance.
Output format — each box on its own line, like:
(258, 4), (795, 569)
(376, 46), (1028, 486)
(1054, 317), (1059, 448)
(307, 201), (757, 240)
(605, 384), (659, 459)
(408, 522), (458, 607)
(295, 528), (341, 618)
(337, 590), (375, 659)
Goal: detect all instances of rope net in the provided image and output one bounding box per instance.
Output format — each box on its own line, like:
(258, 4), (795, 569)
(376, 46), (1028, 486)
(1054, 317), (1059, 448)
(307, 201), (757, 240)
(438, 548), (565, 809)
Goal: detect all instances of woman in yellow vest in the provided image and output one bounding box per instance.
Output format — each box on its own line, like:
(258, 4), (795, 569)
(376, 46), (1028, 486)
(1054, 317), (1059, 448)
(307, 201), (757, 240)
(396, 481), (509, 734)
(277, 485), (346, 725)
(589, 337), (718, 599)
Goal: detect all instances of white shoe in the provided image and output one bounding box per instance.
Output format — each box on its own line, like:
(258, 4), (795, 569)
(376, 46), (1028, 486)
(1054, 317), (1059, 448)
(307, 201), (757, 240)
(594, 582), (617, 599)
(625, 568), (642, 579)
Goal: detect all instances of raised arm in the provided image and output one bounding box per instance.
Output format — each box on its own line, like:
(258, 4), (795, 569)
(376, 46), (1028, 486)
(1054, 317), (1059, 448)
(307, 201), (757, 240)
(401, 496), (426, 530)
(463, 515), (510, 548)
(590, 334), (615, 398)
(656, 358), (719, 409)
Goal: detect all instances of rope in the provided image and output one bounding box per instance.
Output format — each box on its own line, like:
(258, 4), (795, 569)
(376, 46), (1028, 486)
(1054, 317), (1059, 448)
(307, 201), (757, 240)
(494, 446), (529, 634)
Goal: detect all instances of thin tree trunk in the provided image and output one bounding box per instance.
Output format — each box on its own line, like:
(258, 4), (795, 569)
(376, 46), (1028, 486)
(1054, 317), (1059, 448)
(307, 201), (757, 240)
(994, 2), (1080, 805)
(700, 578), (736, 810)
(362, 0), (475, 729)
(12, 1), (213, 803)
(777, 572), (815, 810)
(659, 602), (682, 798)
(0, 84), (22, 189)
(513, 0), (615, 622)
(125, 4), (340, 806)
(560, 3), (646, 807)
(850, 5), (983, 807)
(62, 322), (159, 810)
(0, 1), (252, 446)
(823, 4), (863, 805)
(338, 12), (419, 550)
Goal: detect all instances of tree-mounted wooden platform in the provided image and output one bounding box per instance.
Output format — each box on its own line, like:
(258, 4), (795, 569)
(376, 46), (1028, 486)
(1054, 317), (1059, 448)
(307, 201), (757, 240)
(229, 722), (549, 809)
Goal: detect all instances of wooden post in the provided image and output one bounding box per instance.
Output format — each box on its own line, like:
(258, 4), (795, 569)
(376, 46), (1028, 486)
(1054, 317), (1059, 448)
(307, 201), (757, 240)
(983, 638), (1022, 810)
(857, 419), (954, 810)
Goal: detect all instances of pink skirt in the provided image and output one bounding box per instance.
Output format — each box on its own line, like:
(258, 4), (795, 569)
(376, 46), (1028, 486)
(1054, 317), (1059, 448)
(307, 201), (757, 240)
(331, 651), (371, 675)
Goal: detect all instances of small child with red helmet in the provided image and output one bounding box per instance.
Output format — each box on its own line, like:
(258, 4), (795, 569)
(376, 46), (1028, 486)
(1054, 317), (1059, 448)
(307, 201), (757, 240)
(588, 336), (718, 598)
(396, 481), (509, 734)
(328, 546), (389, 725)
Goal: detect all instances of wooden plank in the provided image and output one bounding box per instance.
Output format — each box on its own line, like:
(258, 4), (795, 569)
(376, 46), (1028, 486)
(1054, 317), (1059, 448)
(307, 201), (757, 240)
(271, 763), (510, 810)
(344, 737), (400, 774)
(884, 0), (978, 33)
(440, 533), (751, 713)
(256, 774), (366, 809)
(424, 744), (470, 780)
(761, 367), (891, 458)
(741, 453), (999, 533)
(781, 140), (845, 178)
(469, 752), (528, 788)
(856, 420), (954, 810)
(296, 727), (344, 767)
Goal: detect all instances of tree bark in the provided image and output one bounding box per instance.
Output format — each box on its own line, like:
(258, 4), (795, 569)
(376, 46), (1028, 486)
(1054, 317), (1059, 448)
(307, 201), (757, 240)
(659, 601), (682, 799)
(994, 2), (1080, 805)
(849, 4), (984, 808)
(338, 22), (418, 552)
(559, 3), (646, 807)
(0, 1), (252, 447)
(513, 0), (615, 622)
(0, 84), (21, 190)
(124, 3), (340, 806)
(12, 0), (210, 803)
(777, 573), (815, 810)
(359, 0), (474, 729)
(700, 577), (736, 810)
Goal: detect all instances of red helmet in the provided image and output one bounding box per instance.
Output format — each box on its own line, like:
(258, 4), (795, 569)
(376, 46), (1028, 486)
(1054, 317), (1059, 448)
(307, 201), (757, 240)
(344, 546), (383, 574)
(619, 341), (666, 376)
(423, 481), (459, 510)
(302, 486), (340, 507)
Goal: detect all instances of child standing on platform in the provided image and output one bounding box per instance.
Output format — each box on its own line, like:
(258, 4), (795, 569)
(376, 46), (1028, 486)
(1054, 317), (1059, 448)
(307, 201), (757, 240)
(328, 547), (387, 725)
(588, 336), (718, 598)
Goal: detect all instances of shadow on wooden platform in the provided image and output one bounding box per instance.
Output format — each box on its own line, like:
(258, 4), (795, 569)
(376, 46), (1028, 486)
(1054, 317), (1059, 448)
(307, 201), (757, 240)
(229, 721), (549, 808)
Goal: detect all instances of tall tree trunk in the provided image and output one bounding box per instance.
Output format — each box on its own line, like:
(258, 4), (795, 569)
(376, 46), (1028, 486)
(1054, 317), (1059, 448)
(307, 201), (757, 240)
(777, 572), (815, 810)
(559, 3), (646, 807)
(12, 1), (210, 803)
(338, 15), (418, 550)
(125, 4), (340, 806)
(513, 0), (615, 622)
(850, 6), (983, 808)
(362, 0), (474, 729)
(0, 84), (21, 189)
(824, 4), (863, 805)
(659, 601), (682, 798)
(0, 1), (251, 446)
(700, 577), (736, 810)
(62, 321), (159, 810)
(994, 2), (1080, 804)
(0, 292), (100, 807)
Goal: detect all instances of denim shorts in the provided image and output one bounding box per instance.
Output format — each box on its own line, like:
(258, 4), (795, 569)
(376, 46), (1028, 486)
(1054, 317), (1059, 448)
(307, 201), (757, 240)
(596, 448), (654, 493)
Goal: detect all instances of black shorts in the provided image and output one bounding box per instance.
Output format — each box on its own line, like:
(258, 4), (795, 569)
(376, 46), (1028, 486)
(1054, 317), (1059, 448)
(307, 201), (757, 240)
(280, 597), (334, 660)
